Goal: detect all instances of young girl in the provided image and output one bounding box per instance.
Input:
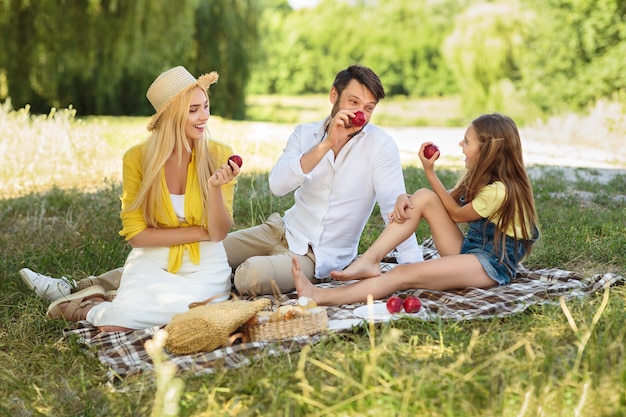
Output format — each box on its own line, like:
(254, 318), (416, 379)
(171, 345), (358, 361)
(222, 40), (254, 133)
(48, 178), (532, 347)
(46, 66), (240, 331)
(293, 113), (539, 306)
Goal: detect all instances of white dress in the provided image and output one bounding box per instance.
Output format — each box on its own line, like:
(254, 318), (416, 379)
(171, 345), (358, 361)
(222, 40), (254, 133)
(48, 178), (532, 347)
(86, 194), (231, 329)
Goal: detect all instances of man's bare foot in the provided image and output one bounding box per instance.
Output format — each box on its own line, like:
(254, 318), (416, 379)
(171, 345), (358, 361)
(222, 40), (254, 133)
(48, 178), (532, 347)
(292, 256), (319, 303)
(329, 256), (382, 281)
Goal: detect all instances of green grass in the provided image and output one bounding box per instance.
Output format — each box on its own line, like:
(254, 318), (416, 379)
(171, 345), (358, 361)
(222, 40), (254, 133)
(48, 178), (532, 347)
(1, 104), (626, 416)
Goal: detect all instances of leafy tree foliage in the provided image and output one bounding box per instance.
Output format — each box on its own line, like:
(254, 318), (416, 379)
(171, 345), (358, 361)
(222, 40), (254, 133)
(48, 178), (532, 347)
(442, 0), (626, 119)
(363, 0), (467, 97)
(248, 0), (466, 97)
(0, 0), (623, 120)
(247, 0), (294, 95)
(442, 1), (532, 118)
(518, 0), (626, 114)
(0, 0), (260, 119)
(193, 0), (261, 119)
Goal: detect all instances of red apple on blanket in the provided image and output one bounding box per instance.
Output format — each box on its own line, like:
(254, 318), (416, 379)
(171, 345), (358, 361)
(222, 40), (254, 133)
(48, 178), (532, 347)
(386, 296), (404, 314)
(228, 154), (243, 168)
(351, 111), (366, 127)
(403, 295), (421, 313)
(423, 144), (439, 159)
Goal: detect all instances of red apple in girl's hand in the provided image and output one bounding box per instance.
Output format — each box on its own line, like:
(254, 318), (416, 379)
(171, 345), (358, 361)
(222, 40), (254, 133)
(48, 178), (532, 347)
(423, 144), (439, 159)
(403, 295), (421, 313)
(228, 155), (243, 168)
(386, 296), (404, 314)
(351, 111), (366, 127)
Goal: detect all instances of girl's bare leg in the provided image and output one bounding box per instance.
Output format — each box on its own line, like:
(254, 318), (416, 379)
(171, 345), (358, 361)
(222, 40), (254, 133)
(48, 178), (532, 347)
(330, 199), (424, 281)
(331, 189), (463, 281)
(294, 254), (496, 307)
(294, 255), (405, 305)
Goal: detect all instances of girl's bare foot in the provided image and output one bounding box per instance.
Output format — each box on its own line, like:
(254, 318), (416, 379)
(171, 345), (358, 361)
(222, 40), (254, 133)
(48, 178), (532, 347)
(329, 256), (382, 281)
(292, 256), (319, 303)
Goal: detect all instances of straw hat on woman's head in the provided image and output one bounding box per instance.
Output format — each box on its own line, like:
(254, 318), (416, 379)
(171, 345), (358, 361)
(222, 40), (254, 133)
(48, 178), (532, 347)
(146, 66), (219, 131)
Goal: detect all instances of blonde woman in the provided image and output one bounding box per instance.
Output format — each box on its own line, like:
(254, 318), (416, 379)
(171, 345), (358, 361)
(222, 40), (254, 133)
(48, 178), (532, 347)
(46, 66), (240, 332)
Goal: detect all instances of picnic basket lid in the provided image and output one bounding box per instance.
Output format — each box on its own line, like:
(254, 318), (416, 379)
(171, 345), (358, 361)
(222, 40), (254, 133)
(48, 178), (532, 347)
(243, 306), (328, 342)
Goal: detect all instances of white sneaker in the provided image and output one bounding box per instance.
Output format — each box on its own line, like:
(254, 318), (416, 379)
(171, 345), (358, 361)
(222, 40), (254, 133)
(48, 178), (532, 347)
(19, 268), (77, 302)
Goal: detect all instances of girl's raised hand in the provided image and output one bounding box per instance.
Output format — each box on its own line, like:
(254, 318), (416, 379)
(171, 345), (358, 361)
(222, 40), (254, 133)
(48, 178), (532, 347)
(209, 159), (240, 187)
(418, 142), (439, 169)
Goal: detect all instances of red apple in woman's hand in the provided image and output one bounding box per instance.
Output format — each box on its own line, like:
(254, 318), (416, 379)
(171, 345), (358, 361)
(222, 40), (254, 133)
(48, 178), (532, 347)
(386, 296), (404, 314)
(351, 111), (366, 127)
(228, 155), (243, 168)
(423, 144), (439, 159)
(403, 295), (421, 313)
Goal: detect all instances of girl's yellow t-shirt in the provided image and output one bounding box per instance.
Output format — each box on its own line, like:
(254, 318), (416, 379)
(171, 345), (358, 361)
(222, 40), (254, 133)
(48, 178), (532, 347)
(471, 181), (529, 238)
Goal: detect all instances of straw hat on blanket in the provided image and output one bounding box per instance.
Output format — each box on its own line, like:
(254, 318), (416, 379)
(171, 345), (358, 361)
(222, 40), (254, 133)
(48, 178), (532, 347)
(165, 296), (271, 355)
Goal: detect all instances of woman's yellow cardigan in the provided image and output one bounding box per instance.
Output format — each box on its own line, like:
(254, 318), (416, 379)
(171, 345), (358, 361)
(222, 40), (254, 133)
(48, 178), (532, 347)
(118, 139), (235, 273)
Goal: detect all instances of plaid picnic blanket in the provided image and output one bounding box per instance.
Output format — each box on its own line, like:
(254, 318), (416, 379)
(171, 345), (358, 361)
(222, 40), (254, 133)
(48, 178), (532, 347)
(63, 239), (624, 380)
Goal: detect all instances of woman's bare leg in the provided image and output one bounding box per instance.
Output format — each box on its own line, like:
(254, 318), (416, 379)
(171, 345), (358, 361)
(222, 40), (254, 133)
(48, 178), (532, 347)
(294, 254), (495, 306)
(98, 325), (134, 333)
(331, 189), (464, 281)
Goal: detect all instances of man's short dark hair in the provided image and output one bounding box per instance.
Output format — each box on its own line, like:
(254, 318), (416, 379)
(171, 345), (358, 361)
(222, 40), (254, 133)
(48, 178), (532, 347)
(332, 65), (385, 102)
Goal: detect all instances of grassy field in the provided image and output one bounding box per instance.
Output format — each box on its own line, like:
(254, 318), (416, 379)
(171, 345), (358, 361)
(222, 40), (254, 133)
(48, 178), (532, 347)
(1, 99), (625, 416)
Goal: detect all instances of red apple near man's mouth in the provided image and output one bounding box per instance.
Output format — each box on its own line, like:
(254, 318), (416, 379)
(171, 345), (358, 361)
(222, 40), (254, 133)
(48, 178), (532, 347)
(386, 296), (404, 314)
(228, 155), (243, 168)
(423, 144), (439, 159)
(351, 111), (366, 127)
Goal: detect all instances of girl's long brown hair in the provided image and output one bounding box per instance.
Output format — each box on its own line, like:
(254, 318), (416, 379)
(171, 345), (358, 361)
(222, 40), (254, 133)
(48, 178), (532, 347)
(450, 113), (538, 259)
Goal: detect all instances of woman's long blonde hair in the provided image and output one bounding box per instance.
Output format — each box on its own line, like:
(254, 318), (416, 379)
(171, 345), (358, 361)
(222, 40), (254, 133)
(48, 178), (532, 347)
(126, 87), (218, 226)
(450, 113), (538, 258)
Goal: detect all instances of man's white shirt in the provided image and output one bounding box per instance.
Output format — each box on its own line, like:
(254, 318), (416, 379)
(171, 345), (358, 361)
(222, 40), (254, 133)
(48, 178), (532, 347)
(269, 118), (424, 278)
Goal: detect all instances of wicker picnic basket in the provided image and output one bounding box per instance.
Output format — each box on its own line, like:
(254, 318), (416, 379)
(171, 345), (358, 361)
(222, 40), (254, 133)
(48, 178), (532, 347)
(164, 295), (271, 355)
(243, 306), (328, 342)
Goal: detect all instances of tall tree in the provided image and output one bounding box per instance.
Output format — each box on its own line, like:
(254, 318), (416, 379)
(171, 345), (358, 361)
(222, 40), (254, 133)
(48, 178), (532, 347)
(247, 0), (292, 95)
(0, 0), (261, 118)
(193, 0), (261, 119)
(0, 0), (42, 110)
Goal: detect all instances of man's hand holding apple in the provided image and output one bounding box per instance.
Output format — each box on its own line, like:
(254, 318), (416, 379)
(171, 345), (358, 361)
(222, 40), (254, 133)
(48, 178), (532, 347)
(324, 109), (367, 151)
